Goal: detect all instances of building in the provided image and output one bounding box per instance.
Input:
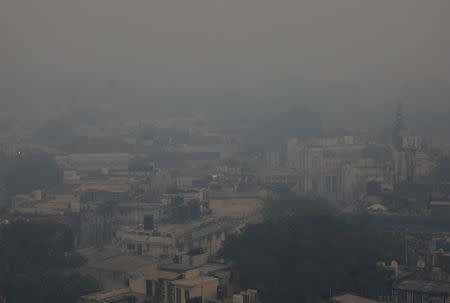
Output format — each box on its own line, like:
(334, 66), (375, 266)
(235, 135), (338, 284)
(286, 137), (371, 201)
(430, 201), (450, 217)
(128, 267), (181, 303)
(78, 200), (117, 248)
(392, 280), (450, 303)
(171, 274), (219, 303)
(330, 294), (381, 303)
(78, 246), (158, 291)
(114, 218), (232, 263)
(264, 151), (281, 169)
(232, 289), (258, 303)
(259, 168), (297, 187)
(56, 153), (133, 172)
(0, 177), (6, 209)
(80, 263), (225, 303)
(79, 288), (147, 303)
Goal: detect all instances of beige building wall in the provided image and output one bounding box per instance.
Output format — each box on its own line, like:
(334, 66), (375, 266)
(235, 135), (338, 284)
(172, 277), (219, 303)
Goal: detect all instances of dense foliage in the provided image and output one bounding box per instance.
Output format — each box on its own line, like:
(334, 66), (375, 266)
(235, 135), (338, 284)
(129, 156), (154, 171)
(223, 198), (401, 303)
(5, 152), (61, 196)
(0, 220), (98, 303)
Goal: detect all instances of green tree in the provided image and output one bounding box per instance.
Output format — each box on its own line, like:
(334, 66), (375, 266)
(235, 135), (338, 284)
(0, 220), (98, 303)
(5, 151), (61, 196)
(129, 156), (154, 171)
(223, 198), (399, 303)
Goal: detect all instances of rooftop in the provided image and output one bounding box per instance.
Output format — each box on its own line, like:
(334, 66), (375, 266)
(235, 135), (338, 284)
(197, 263), (230, 275)
(394, 280), (450, 294)
(130, 266), (181, 281)
(159, 263), (199, 273)
(79, 247), (158, 273)
(77, 246), (123, 262)
(430, 201), (450, 207)
(13, 195), (80, 216)
(171, 275), (218, 288)
(81, 288), (146, 303)
(90, 255), (157, 272)
(331, 294), (381, 303)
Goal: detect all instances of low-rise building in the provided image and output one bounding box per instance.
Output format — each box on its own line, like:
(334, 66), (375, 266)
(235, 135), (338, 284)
(430, 201), (450, 217)
(392, 280), (450, 303)
(330, 294), (381, 303)
(79, 288), (147, 303)
(80, 262), (225, 303)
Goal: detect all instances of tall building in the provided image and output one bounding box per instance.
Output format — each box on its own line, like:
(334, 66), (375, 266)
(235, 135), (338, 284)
(0, 177), (7, 209)
(264, 151), (281, 169)
(394, 102), (405, 150)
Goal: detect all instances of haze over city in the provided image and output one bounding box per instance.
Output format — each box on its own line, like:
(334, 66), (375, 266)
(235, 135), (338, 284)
(1, 1), (450, 303)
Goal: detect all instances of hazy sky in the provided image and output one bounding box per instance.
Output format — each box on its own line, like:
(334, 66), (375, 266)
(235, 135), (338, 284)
(1, 0), (450, 111)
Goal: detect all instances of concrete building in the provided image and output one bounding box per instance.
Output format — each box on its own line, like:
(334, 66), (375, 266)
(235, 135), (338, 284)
(415, 152), (432, 177)
(171, 274), (219, 303)
(80, 262), (225, 303)
(0, 177), (6, 210)
(113, 215), (236, 264)
(392, 280), (450, 303)
(56, 153), (133, 172)
(79, 288), (147, 303)
(0, 142), (18, 159)
(128, 267), (181, 303)
(115, 202), (162, 227)
(330, 294), (381, 303)
(430, 201), (450, 217)
(286, 137), (371, 201)
(259, 168), (297, 187)
(232, 289), (258, 303)
(264, 151), (281, 169)
(428, 134), (450, 155)
(78, 246), (158, 291)
(78, 200), (117, 248)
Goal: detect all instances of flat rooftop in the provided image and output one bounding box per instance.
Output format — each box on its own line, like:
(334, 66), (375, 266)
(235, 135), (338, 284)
(78, 246), (158, 273)
(331, 294), (381, 303)
(431, 201), (450, 206)
(14, 195), (80, 216)
(81, 288), (146, 303)
(394, 280), (450, 294)
(86, 255), (158, 272)
(159, 263), (199, 273)
(130, 266), (181, 281)
(171, 275), (218, 288)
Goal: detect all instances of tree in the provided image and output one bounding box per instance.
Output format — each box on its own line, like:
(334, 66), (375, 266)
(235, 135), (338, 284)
(0, 220), (98, 303)
(222, 198), (400, 303)
(129, 156), (154, 172)
(5, 151), (61, 196)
